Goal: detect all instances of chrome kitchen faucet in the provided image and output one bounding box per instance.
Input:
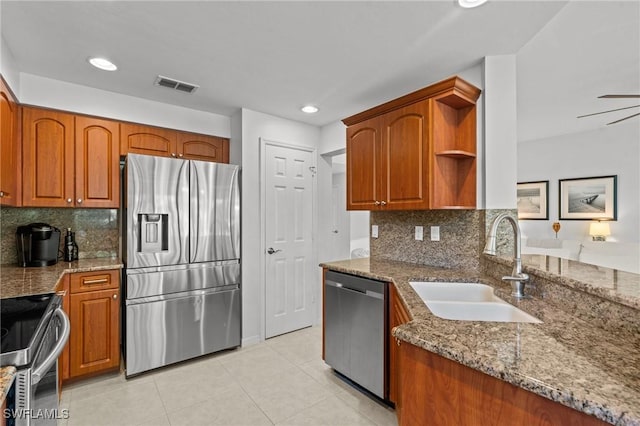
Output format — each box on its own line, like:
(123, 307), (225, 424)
(483, 213), (530, 298)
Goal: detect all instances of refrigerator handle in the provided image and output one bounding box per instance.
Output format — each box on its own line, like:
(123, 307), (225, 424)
(189, 162), (198, 262)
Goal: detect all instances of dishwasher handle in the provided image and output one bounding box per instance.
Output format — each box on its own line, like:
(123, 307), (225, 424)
(325, 280), (384, 300)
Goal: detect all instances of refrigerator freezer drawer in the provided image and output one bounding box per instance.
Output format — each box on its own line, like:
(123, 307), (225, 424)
(125, 287), (240, 376)
(126, 262), (240, 299)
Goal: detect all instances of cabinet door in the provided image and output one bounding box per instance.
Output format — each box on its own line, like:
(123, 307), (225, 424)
(69, 288), (120, 378)
(22, 108), (75, 207)
(120, 122), (177, 158)
(0, 78), (20, 206)
(383, 102), (430, 210)
(346, 117), (382, 210)
(177, 132), (229, 163)
(75, 116), (120, 208)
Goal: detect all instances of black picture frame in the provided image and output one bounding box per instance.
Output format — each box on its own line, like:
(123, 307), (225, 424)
(517, 181), (549, 220)
(559, 175), (617, 220)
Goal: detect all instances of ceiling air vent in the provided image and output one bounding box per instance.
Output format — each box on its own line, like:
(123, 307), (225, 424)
(154, 75), (199, 94)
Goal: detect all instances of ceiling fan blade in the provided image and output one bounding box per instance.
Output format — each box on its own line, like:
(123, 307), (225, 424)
(598, 94), (640, 99)
(607, 112), (640, 125)
(577, 104), (640, 118)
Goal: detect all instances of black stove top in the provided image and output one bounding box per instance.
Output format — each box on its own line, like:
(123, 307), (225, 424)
(1, 293), (55, 357)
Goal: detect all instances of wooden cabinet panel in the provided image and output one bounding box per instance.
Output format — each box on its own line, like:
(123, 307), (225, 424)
(75, 116), (120, 208)
(70, 269), (119, 293)
(69, 287), (120, 378)
(346, 119), (381, 210)
(120, 122), (177, 157)
(384, 102), (429, 210)
(389, 284), (410, 405)
(22, 108), (75, 207)
(0, 77), (21, 206)
(397, 342), (607, 426)
(177, 132), (229, 163)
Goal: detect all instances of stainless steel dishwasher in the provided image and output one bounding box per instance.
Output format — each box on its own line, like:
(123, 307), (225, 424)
(324, 270), (386, 399)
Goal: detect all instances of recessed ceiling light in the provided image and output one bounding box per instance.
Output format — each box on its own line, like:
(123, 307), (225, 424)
(88, 57), (117, 71)
(301, 105), (319, 114)
(458, 0), (488, 8)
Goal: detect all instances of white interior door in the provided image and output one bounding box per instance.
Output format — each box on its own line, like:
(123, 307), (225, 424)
(331, 176), (351, 260)
(264, 143), (315, 338)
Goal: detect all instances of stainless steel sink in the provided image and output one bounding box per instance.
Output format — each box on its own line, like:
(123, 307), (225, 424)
(409, 281), (541, 323)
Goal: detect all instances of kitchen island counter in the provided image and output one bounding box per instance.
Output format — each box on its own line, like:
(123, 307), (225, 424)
(0, 258), (123, 299)
(320, 257), (640, 426)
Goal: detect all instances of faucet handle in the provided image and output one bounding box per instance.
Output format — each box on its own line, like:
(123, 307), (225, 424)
(502, 273), (529, 282)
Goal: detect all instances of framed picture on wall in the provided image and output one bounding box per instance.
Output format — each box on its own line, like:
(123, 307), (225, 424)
(559, 175), (617, 220)
(517, 181), (549, 220)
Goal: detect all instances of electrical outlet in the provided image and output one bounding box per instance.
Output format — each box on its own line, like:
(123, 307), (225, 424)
(431, 226), (440, 241)
(372, 225), (379, 239)
(415, 226), (423, 241)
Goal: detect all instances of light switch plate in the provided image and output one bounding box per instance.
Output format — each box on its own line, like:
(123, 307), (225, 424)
(415, 226), (423, 241)
(431, 226), (440, 241)
(372, 225), (379, 239)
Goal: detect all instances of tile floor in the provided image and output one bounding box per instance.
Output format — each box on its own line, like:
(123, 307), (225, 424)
(59, 326), (397, 426)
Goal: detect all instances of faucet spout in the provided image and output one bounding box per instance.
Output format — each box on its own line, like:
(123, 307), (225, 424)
(484, 213), (529, 298)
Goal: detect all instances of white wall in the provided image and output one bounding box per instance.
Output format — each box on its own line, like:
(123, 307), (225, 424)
(483, 55), (518, 210)
(18, 73), (230, 138)
(518, 120), (640, 243)
(238, 108), (320, 345)
(319, 120), (346, 155)
(1, 35), (20, 95)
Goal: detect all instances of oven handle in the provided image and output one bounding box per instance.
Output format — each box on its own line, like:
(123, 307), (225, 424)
(32, 308), (70, 385)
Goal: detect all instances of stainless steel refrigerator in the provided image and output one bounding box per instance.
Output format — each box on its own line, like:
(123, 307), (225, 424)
(122, 153), (240, 377)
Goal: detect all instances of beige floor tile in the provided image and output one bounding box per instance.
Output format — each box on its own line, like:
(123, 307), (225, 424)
(240, 369), (332, 423)
(167, 385), (273, 426)
(137, 414), (171, 426)
(66, 368), (153, 403)
(219, 345), (295, 382)
(67, 380), (166, 426)
(276, 395), (375, 426)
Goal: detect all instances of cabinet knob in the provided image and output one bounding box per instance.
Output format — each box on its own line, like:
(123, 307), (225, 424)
(171, 153), (177, 157)
(381, 201), (387, 206)
(66, 198), (73, 203)
(178, 153), (184, 158)
(0, 191), (4, 197)
(113, 294), (118, 300)
(374, 201), (381, 206)
(77, 198), (83, 204)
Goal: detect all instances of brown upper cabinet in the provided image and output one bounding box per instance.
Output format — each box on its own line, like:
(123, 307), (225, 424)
(22, 107), (120, 208)
(343, 76), (481, 210)
(0, 77), (21, 206)
(121, 123), (229, 163)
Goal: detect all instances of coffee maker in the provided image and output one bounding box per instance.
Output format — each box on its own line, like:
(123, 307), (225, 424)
(16, 223), (61, 267)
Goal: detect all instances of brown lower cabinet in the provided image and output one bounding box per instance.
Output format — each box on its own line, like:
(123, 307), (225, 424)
(396, 341), (608, 426)
(58, 269), (120, 385)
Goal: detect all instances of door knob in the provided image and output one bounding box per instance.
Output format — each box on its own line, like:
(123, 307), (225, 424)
(332, 230), (339, 234)
(267, 247), (282, 255)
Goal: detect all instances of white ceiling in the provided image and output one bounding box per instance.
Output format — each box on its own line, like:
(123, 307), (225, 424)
(1, 1), (638, 142)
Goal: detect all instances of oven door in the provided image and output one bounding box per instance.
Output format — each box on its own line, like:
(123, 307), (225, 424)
(14, 307), (70, 426)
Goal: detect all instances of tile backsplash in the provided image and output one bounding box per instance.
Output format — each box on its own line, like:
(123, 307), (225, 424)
(0, 207), (119, 265)
(370, 209), (516, 272)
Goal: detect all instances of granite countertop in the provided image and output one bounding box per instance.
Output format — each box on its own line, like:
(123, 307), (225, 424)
(320, 257), (640, 426)
(0, 366), (16, 403)
(0, 258), (123, 299)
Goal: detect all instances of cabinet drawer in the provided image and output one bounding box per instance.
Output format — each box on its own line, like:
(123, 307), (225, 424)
(70, 270), (119, 293)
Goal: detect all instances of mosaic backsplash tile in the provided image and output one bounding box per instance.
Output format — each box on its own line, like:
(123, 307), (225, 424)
(0, 207), (119, 265)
